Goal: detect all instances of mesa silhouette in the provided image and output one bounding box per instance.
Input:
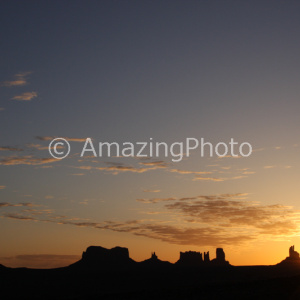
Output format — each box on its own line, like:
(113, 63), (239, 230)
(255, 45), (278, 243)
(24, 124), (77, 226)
(67, 245), (230, 270)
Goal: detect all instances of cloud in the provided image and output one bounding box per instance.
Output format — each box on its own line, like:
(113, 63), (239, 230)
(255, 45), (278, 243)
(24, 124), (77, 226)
(1, 72), (31, 87)
(59, 219), (255, 247)
(36, 136), (87, 142)
(0, 156), (58, 166)
(143, 189), (161, 193)
(0, 254), (80, 269)
(0, 146), (23, 151)
(136, 197), (177, 204)
(179, 193), (249, 201)
(26, 143), (64, 151)
(0, 209), (257, 247)
(192, 174), (249, 182)
(118, 223), (254, 246)
(165, 198), (298, 236)
(264, 166), (275, 169)
(105, 162), (124, 166)
(2, 213), (36, 220)
(11, 91), (37, 101)
(137, 193), (249, 204)
(1, 192), (299, 249)
(169, 169), (212, 175)
(193, 176), (224, 182)
(0, 202), (35, 208)
(75, 163), (167, 175)
(139, 161), (168, 168)
(0, 186), (5, 190)
(0, 108), (4, 111)
(96, 165), (152, 174)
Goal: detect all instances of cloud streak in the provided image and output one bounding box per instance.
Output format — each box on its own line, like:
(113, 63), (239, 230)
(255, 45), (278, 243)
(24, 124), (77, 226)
(0, 202), (35, 208)
(1, 72), (31, 87)
(0, 146), (23, 151)
(2, 192), (298, 249)
(0, 156), (58, 166)
(11, 91), (37, 101)
(36, 136), (87, 142)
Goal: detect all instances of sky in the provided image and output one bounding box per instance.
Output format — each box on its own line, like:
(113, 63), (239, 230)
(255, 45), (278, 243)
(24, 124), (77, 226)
(1, 0), (300, 268)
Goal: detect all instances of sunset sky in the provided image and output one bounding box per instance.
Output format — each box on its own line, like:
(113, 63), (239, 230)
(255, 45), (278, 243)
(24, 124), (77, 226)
(1, 1), (300, 268)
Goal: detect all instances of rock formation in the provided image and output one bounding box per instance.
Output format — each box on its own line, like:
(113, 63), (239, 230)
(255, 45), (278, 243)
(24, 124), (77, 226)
(176, 251), (203, 266)
(176, 248), (229, 266)
(289, 245), (300, 259)
(204, 251), (210, 262)
(210, 248), (230, 266)
(69, 245), (230, 269)
(151, 252), (158, 260)
(139, 251), (172, 268)
(70, 245), (136, 269)
(278, 245), (300, 266)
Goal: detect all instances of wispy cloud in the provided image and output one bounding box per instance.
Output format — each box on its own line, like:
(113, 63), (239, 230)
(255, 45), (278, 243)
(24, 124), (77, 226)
(139, 161), (168, 168)
(136, 197), (177, 204)
(75, 162), (167, 175)
(26, 143), (64, 151)
(1, 193), (299, 249)
(36, 136), (87, 142)
(165, 198), (297, 234)
(0, 202), (35, 208)
(1, 72), (31, 87)
(169, 169), (212, 175)
(0, 156), (58, 166)
(193, 176), (224, 182)
(137, 193), (248, 204)
(0, 146), (23, 151)
(96, 165), (154, 174)
(11, 91), (37, 101)
(143, 189), (161, 193)
(0, 186), (6, 190)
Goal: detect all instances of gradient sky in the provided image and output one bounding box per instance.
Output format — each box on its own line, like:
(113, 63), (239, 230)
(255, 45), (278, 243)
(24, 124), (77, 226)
(1, 0), (300, 268)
